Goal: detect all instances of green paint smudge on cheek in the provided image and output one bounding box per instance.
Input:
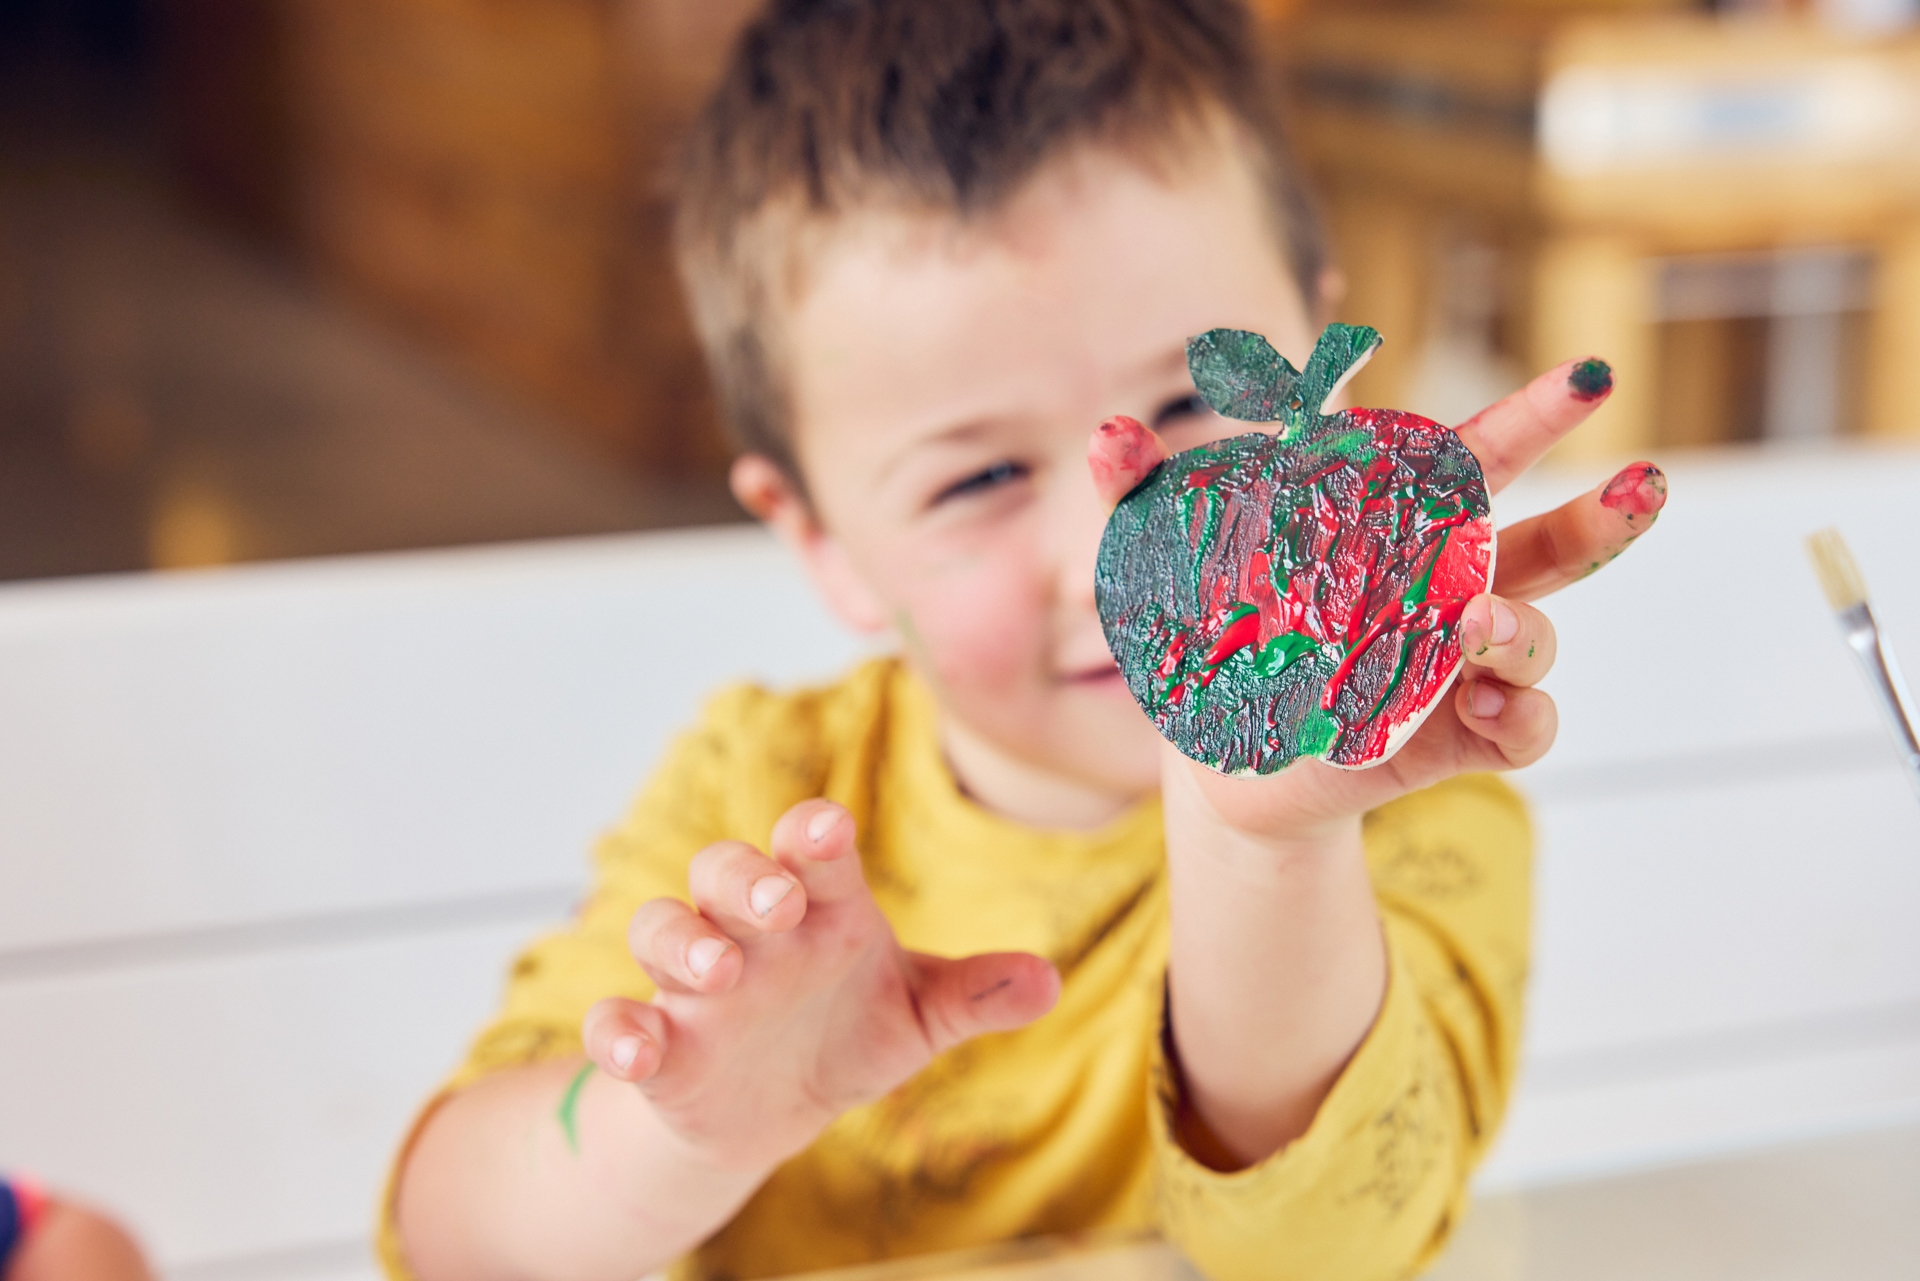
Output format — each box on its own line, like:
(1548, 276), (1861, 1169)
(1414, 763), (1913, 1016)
(558, 1062), (595, 1154)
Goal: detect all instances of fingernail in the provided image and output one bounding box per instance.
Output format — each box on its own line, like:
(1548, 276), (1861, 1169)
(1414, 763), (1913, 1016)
(806, 808), (840, 843)
(1491, 601), (1518, 645)
(1569, 358), (1612, 401)
(1470, 682), (1507, 719)
(687, 937), (729, 978)
(1600, 462), (1666, 517)
(611, 1035), (641, 1073)
(750, 875), (796, 918)
(1460, 602), (1489, 656)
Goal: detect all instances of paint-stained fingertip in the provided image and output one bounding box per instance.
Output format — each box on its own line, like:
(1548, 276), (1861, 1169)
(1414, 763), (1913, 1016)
(1599, 461), (1666, 519)
(1088, 415), (1167, 507)
(1568, 358), (1612, 402)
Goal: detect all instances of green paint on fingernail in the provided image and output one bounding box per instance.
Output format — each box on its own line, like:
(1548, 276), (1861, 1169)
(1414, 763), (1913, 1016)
(1569, 359), (1612, 400)
(558, 1062), (595, 1154)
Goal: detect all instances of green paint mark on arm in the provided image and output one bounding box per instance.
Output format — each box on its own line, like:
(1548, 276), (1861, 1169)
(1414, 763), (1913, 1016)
(558, 1061), (595, 1154)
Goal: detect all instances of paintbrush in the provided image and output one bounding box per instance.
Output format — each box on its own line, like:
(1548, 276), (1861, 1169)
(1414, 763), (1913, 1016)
(1806, 527), (1920, 802)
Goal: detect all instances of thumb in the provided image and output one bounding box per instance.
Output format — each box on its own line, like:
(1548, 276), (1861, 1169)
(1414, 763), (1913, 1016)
(1088, 415), (1171, 511)
(904, 950), (1061, 1055)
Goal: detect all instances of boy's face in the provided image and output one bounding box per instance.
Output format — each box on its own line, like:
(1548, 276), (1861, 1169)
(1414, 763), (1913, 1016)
(760, 138), (1319, 819)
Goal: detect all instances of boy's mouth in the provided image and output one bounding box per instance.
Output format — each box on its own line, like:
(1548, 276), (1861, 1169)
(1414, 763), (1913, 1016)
(1062, 660), (1126, 688)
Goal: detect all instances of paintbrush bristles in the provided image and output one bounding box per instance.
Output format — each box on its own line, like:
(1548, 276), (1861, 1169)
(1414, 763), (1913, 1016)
(1806, 527), (1869, 613)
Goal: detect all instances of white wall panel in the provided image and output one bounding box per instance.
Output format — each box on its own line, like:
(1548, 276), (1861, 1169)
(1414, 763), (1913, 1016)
(0, 529), (867, 951)
(0, 916), (560, 1275)
(1521, 766), (1920, 1057)
(1500, 449), (1920, 776)
(1481, 1023), (1920, 1190)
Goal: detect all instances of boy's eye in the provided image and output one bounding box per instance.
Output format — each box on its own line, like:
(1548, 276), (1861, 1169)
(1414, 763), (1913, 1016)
(1153, 393), (1211, 428)
(932, 460), (1029, 505)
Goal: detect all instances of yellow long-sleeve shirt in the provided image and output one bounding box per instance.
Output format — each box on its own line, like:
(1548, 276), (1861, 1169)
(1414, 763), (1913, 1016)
(380, 657), (1529, 1281)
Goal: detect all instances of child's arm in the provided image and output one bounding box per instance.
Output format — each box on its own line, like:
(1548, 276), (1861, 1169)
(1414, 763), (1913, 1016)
(4, 1186), (156, 1281)
(394, 799), (1058, 1281)
(1089, 362), (1661, 1265)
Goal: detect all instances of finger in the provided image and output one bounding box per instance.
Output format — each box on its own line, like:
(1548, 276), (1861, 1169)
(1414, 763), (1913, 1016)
(687, 839), (806, 936)
(765, 799), (869, 905)
(1457, 594), (1556, 689)
(1453, 680), (1558, 770)
(627, 897), (742, 995)
(904, 950), (1061, 1056)
(582, 997), (670, 1082)
(1088, 415), (1172, 511)
(1494, 461), (1668, 603)
(1454, 357), (1614, 492)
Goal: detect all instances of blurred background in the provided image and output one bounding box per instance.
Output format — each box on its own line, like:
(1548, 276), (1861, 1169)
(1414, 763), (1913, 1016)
(2, 0), (1915, 584)
(3, 2), (1919, 1280)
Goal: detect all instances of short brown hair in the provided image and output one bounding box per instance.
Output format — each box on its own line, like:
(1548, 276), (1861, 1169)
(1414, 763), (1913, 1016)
(672, 0), (1327, 482)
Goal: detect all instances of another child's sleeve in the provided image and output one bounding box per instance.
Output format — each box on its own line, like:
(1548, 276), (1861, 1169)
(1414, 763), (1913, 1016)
(1150, 774), (1531, 1281)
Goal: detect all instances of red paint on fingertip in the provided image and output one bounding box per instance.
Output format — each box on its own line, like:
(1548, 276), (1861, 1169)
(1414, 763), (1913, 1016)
(1089, 414), (1167, 500)
(1599, 461), (1667, 516)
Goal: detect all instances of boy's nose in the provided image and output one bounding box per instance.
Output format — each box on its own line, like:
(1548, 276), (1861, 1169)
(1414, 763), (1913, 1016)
(1059, 447), (1110, 616)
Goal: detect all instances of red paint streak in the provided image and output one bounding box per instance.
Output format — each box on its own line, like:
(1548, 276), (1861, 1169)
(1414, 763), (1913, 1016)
(1320, 600), (1402, 711)
(1599, 461), (1667, 517)
(1184, 464), (1231, 492)
(1134, 401), (1494, 768)
(1203, 608), (1261, 669)
(1157, 629), (1191, 680)
(1089, 415), (1168, 503)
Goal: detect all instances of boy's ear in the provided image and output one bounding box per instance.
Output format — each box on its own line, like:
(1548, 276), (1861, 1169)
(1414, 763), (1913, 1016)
(731, 453), (891, 635)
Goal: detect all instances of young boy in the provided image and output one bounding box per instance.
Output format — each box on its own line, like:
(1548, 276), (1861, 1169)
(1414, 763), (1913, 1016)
(385, 2), (1664, 1279)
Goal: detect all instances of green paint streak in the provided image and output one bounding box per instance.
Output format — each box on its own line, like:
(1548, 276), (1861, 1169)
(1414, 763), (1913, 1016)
(1298, 706), (1341, 756)
(558, 1062), (595, 1154)
(1254, 630), (1321, 678)
(1401, 526), (1452, 612)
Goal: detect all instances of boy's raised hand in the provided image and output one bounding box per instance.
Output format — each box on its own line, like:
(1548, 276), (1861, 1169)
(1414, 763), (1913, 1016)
(1089, 357), (1667, 839)
(580, 799), (1060, 1172)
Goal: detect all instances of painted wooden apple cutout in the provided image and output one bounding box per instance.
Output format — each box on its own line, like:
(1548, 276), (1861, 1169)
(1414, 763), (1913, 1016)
(1095, 324), (1495, 775)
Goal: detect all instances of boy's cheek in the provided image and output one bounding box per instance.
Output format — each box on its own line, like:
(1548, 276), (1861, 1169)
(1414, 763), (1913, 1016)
(891, 556), (1048, 693)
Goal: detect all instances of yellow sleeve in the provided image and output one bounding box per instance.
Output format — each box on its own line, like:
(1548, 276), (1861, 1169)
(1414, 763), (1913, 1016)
(1150, 775), (1531, 1281)
(376, 678), (832, 1280)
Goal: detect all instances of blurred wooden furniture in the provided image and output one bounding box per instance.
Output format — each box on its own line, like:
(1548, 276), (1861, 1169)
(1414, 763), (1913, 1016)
(1279, 9), (1920, 456)
(269, 0), (759, 476)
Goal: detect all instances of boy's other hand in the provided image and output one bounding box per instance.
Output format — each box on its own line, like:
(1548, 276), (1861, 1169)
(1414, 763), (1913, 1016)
(1087, 357), (1666, 844)
(580, 800), (1060, 1172)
